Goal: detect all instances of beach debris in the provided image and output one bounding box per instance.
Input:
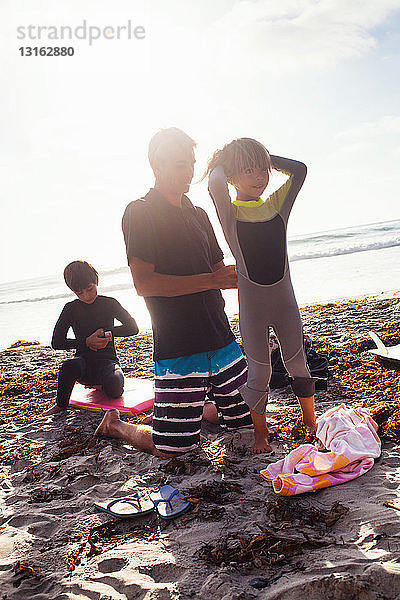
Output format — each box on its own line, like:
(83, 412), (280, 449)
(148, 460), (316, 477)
(274, 416), (312, 443)
(271, 324), (400, 443)
(115, 332), (154, 379)
(249, 577), (269, 589)
(8, 340), (40, 349)
(159, 456), (205, 476)
(87, 532), (103, 557)
(25, 465), (41, 482)
(199, 527), (331, 570)
(175, 480), (243, 524)
(51, 432), (102, 462)
(384, 500), (400, 513)
(324, 502), (350, 526)
(0, 441), (42, 466)
(12, 560), (42, 587)
(47, 465), (63, 478)
(68, 542), (87, 572)
(184, 480), (243, 504)
(188, 504), (226, 521)
(265, 497), (349, 528)
(0, 370), (58, 425)
(202, 439), (229, 470)
(67, 516), (161, 571)
(0, 371), (57, 398)
(29, 486), (73, 503)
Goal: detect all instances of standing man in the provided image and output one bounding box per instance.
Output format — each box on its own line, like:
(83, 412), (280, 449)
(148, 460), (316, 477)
(96, 128), (270, 455)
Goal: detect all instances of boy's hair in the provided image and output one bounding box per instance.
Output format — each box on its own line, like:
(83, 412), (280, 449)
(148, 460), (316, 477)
(148, 127), (196, 172)
(64, 260), (98, 292)
(204, 137), (272, 181)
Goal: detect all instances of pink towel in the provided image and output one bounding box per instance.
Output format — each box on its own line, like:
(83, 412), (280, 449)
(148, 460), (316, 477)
(260, 404), (381, 495)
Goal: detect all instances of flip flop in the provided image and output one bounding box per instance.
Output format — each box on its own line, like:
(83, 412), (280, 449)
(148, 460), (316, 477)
(149, 484), (191, 520)
(94, 493), (155, 518)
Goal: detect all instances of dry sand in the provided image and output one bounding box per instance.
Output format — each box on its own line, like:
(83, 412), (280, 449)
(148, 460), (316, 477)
(1, 293), (400, 600)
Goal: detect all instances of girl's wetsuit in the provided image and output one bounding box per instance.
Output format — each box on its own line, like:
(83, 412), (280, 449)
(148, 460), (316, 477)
(208, 156), (315, 414)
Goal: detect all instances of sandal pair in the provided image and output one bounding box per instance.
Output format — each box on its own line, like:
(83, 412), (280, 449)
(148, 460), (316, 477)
(94, 484), (191, 520)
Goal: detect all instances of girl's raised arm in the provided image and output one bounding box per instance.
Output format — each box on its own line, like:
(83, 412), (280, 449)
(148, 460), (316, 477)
(208, 165), (237, 242)
(268, 155), (307, 221)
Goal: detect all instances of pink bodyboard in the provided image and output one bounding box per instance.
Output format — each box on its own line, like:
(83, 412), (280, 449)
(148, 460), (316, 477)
(69, 377), (154, 415)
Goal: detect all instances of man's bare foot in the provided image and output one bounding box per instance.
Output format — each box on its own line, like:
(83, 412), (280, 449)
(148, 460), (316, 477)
(252, 433), (272, 454)
(95, 409), (121, 437)
(42, 405), (67, 416)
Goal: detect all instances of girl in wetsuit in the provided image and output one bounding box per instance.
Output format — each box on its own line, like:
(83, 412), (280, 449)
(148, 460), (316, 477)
(206, 138), (316, 444)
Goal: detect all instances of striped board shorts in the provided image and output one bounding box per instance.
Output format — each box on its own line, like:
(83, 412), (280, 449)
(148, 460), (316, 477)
(152, 340), (252, 454)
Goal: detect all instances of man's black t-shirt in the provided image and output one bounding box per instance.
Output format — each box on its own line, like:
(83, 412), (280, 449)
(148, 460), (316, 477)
(122, 189), (234, 361)
(51, 295), (138, 362)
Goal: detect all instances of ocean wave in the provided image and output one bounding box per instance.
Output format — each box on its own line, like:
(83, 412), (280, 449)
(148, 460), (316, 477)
(289, 239), (400, 261)
(289, 220), (400, 246)
(0, 282), (134, 306)
(1, 224), (399, 304)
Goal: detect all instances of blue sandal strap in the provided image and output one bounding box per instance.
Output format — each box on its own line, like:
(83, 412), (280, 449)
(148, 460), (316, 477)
(107, 495), (141, 511)
(153, 488), (180, 510)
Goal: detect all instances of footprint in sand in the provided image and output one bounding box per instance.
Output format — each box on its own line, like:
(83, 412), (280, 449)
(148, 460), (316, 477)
(97, 557), (129, 573)
(138, 562), (187, 583)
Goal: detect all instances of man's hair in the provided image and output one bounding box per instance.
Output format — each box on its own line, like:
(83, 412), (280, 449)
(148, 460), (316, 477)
(204, 137), (272, 181)
(148, 127), (196, 171)
(64, 260), (98, 292)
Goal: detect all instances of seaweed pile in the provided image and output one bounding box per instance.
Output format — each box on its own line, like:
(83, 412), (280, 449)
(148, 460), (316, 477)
(318, 325), (400, 441)
(199, 497), (348, 571)
(66, 517), (161, 572)
(0, 370), (58, 425)
(272, 318), (400, 444)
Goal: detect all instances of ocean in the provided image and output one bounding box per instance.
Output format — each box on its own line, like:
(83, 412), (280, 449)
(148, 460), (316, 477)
(1, 219), (399, 350)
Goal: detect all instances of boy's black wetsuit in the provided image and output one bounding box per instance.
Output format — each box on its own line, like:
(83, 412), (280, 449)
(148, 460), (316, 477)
(52, 295), (138, 408)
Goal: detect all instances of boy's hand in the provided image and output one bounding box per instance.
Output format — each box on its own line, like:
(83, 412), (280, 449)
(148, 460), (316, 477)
(211, 265), (238, 289)
(86, 329), (110, 351)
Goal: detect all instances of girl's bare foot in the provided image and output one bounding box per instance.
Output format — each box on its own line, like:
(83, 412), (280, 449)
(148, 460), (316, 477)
(252, 433), (272, 454)
(305, 422), (317, 436)
(42, 405), (67, 416)
(250, 408), (271, 454)
(304, 421), (317, 442)
(298, 396), (317, 439)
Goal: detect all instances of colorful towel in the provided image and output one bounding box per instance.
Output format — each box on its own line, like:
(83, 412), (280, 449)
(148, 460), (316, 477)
(260, 404), (381, 495)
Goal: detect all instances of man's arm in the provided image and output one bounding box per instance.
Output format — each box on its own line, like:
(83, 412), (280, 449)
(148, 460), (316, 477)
(129, 257), (237, 298)
(212, 260), (225, 271)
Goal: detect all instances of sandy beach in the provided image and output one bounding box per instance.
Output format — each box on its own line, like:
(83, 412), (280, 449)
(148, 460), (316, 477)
(1, 293), (400, 600)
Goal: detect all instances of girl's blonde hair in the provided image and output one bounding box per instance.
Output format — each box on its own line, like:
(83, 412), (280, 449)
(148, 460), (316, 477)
(204, 137), (272, 181)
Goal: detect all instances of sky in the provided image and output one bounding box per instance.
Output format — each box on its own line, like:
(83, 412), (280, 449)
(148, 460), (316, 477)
(1, 0), (400, 284)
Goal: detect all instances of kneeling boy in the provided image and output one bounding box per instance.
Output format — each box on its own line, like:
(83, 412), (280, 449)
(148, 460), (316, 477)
(44, 260), (138, 415)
